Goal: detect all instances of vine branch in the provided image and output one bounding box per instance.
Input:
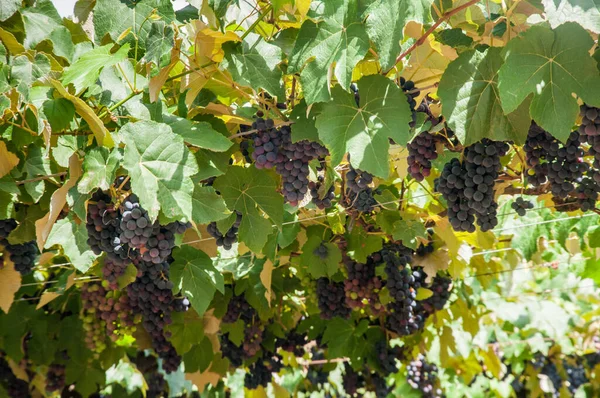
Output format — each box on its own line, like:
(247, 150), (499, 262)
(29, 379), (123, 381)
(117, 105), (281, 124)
(385, 0), (480, 74)
(16, 172), (67, 185)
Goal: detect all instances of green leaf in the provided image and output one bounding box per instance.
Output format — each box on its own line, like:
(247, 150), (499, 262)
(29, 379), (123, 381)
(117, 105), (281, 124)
(21, 0), (63, 48)
(43, 98), (76, 132)
(45, 215), (99, 273)
(163, 115), (233, 152)
(588, 226), (600, 248)
(321, 318), (367, 363)
(213, 166), (283, 252)
(346, 227), (382, 262)
(0, 0), (19, 22)
(144, 20), (174, 67)
(416, 287), (433, 300)
(365, 0), (433, 70)
(498, 23), (600, 142)
(53, 136), (86, 168)
(541, 0), (600, 34)
(122, 120), (199, 222)
(170, 246), (224, 316)
(435, 28), (474, 48)
(167, 311), (204, 355)
(392, 219), (426, 250)
(224, 32), (284, 99)
(315, 75), (412, 178)
(66, 363), (105, 397)
(183, 337), (213, 373)
(11, 53), (51, 86)
(93, 0), (175, 50)
(62, 44), (131, 93)
(298, 235), (342, 278)
(78, 147), (122, 193)
(289, 100), (322, 143)
(376, 209), (402, 235)
(191, 185), (230, 225)
(288, 0), (370, 104)
(7, 205), (44, 245)
(438, 48), (531, 145)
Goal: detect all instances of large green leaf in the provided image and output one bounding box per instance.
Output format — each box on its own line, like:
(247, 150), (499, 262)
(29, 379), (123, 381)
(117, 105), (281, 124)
(315, 75), (412, 178)
(45, 216), (99, 273)
(223, 32), (284, 99)
(93, 0), (175, 49)
(289, 100), (321, 143)
(143, 20), (174, 67)
(62, 44), (130, 93)
(346, 226), (382, 263)
(167, 311), (204, 355)
(438, 48), (531, 145)
(392, 219), (427, 250)
(541, 0), (600, 34)
(0, 0), (20, 22)
(365, 0), (433, 70)
(43, 98), (76, 132)
(122, 121), (199, 222)
(298, 235), (342, 278)
(213, 166), (283, 252)
(163, 115), (233, 152)
(170, 246), (224, 317)
(498, 23), (600, 142)
(191, 185), (230, 225)
(21, 0), (62, 48)
(78, 147), (122, 193)
(288, 0), (369, 104)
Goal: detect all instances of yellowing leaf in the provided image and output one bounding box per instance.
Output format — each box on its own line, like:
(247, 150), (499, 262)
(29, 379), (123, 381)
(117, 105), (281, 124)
(481, 346), (502, 379)
(0, 140), (19, 178)
(0, 27), (25, 54)
(149, 37), (182, 102)
(181, 63), (218, 106)
(195, 28), (240, 63)
(186, 367), (221, 393)
(0, 257), (21, 313)
(260, 260), (274, 306)
(45, 78), (114, 147)
(35, 154), (82, 251)
(8, 358), (28, 382)
(415, 248), (450, 283)
(36, 273), (75, 309)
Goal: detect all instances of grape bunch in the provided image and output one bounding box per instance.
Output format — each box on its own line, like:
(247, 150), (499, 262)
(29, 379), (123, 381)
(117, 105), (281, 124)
(415, 229), (434, 257)
(406, 355), (444, 398)
(243, 322), (264, 357)
(220, 334), (244, 367)
(532, 355), (562, 394)
(277, 330), (307, 357)
(345, 167), (378, 212)
(346, 167), (373, 193)
(575, 176), (600, 211)
(525, 124), (589, 199)
(309, 178), (335, 210)
(222, 293), (255, 324)
(579, 104), (600, 138)
(126, 260), (182, 373)
(46, 364), (66, 393)
(407, 131), (439, 181)
(0, 218), (16, 240)
(436, 139), (509, 232)
(371, 373), (392, 398)
(316, 278), (351, 320)
(244, 354), (282, 390)
(343, 364), (366, 397)
(275, 128), (328, 206)
(511, 197), (534, 216)
(251, 118), (283, 169)
(0, 354), (29, 398)
(344, 259), (383, 315)
(400, 77), (420, 127)
(564, 360), (587, 394)
(133, 352), (168, 398)
(0, 216), (38, 275)
(374, 341), (404, 375)
(207, 211), (242, 250)
(118, 194), (154, 249)
(4, 240), (39, 275)
(420, 274), (452, 315)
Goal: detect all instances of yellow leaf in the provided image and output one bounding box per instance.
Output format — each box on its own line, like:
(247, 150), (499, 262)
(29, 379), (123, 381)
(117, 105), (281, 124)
(0, 28), (25, 54)
(481, 346), (503, 379)
(0, 258), (21, 313)
(186, 367), (221, 393)
(403, 35), (457, 103)
(439, 325), (456, 367)
(260, 260), (274, 306)
(414, 248), (450, 283)
(36, 272), (75, 309)
(246, 386), (268, 398)
(45, 78), (114, 147)
(35, 154), (82, 251)
(203, 309), (221, 335)
(8, 358), (28, 382)
(433, 218), (461, 256)
(181, 63), (218, 106)
(0, 140), (19, 178)
(389, 145), (408, 180)
(117, 27), (133, 43)
(272, 382), (290, 398)
(149, 37), (182, 102)
(195, 28), (240, 63)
